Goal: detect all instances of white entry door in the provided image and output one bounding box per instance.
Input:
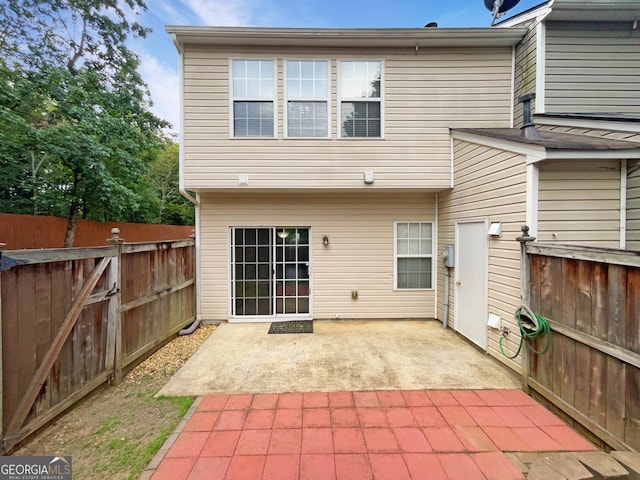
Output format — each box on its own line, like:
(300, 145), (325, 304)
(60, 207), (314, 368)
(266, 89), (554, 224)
(454, 220), (488, 349)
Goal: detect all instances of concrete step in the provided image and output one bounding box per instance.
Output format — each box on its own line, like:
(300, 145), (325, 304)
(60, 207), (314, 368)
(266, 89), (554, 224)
(523, 452), (640, 480)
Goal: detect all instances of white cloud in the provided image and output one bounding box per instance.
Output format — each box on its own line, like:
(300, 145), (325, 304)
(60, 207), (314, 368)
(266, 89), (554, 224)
(180, 0), (254, 26)
(139, 53), (181, 134)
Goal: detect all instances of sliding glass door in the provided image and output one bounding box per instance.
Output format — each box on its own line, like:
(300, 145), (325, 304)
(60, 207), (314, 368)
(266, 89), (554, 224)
(231, 227), (310, 318)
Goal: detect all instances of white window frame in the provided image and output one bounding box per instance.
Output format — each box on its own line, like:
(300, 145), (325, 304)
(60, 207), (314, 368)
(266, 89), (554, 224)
(229, 59), (277, 138)
(394, 221), (434, 290)
(284, 59), (331, 139)
(338, 59), (384, 139)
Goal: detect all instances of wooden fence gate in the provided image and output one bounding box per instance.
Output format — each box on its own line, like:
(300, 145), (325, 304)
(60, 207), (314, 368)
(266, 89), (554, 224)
(0, 231), (196, 453)
(521, 242), (640, 452)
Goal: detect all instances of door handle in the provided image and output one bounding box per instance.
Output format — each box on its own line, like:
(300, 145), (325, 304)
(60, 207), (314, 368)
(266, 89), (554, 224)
(456, 281), (462, 285)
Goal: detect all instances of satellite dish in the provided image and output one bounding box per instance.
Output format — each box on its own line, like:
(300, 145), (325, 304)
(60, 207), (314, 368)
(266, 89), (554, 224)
(484, 0), (520, 25)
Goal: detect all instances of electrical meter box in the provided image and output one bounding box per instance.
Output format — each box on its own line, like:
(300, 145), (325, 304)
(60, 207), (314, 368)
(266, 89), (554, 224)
(441, 245), (455, 268)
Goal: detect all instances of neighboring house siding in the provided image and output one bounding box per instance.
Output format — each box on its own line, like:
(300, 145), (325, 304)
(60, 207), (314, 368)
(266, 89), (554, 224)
(513, 19), (538, 127)
(545, 21), (640, 114)
(182, 46), (513, 191)
(626, 159), (640, 250)
(537, 160), (621, 247)
(438, 140), (527, 372)
(537, 124), (640, 143)
(199, 192), (436, 321)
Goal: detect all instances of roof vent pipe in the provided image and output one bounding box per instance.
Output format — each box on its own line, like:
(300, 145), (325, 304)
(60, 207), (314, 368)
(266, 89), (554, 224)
(519, 93), (541, 140)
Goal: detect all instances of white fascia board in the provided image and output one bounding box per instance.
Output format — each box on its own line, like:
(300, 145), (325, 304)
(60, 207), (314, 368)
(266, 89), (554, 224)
(535, 115), (640, 134)
(495, 4), (553, 28)
(541, 149), (640, 162)
(451, 130), (546, 160)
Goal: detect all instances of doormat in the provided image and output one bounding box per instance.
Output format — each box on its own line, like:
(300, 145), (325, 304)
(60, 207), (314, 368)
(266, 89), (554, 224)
(268, 320), (313, 334)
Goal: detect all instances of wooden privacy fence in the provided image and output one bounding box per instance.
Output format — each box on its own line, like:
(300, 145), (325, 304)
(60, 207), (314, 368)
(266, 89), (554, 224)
(0, 212), (194, 249)
(521, 242), (640, 452)
(0, 231), (196, 453)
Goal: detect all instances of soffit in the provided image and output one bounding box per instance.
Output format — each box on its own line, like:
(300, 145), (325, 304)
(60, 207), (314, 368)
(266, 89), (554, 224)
(166, 26), (527, 49)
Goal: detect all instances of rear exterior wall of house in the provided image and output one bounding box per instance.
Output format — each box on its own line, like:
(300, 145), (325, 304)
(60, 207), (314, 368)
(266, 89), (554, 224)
(181, 45), (514, 191)
(199, 192), (436, 322)
(438, 140), (528, 372)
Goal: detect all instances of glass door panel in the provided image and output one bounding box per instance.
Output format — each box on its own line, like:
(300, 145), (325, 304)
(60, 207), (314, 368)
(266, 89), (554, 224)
(232, 228), (273, 316)
(275, 228), (310, 315)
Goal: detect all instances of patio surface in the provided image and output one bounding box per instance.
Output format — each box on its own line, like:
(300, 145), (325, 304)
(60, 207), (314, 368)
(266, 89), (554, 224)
(142, 388), (597, 479)
(144, 321), (603, 479)
(158, 320), (521, 396)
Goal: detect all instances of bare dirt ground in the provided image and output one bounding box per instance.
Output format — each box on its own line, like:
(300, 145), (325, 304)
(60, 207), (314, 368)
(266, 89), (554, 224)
(15, 324), (216, 480)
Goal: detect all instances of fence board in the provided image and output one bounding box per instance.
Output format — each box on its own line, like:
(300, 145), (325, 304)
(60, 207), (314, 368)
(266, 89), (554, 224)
(606, 357), (626, 440)
(525, 242), (640, 452)
(607, 265), (627, 347)
(626, 367), (640, 448)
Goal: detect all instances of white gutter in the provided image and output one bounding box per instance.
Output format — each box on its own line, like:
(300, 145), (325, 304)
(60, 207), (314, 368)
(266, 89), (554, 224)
(171, 33), (202, 330)
(171, 33), (199, 209)
(534, 1), (554, 115)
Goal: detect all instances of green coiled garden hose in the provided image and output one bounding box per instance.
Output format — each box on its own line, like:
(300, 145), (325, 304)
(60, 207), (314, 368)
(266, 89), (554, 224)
(499, 305), (551, 359)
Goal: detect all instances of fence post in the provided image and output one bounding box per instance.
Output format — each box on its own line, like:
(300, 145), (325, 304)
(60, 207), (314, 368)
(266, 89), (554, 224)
(105, 229), (124, 385)
(0, 242), (5, 444)
(516, 225), (536, 393)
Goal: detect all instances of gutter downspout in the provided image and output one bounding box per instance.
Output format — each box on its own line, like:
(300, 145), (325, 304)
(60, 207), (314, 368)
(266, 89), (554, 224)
(171, 33), (202, 336)
(443, 264), (451, 330)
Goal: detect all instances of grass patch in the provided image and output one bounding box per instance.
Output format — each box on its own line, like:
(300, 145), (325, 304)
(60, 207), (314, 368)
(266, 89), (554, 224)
(157, 395), (194, 417)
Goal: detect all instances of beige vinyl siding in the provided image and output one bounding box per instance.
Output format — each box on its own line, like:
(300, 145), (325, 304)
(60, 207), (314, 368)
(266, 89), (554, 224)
(513, 19), (538, 127)
(537, 160), (621, 247)
(627, 159), (640, 250)
(182, 45), (513, 191)
(545, 21), (640, 114)
(199, 192), (436, 321)
(438, 140), (527, 372)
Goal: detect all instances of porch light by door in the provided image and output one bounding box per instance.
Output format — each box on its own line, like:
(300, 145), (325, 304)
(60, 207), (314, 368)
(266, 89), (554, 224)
(322, 235), (329, 246)
(277, 229), (290, 239)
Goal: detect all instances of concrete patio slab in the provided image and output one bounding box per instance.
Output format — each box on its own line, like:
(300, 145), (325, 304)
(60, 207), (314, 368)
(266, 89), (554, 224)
(158, 320), (520, 397)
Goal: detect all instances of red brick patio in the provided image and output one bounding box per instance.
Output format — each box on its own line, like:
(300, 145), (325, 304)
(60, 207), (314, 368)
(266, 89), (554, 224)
(142, 389), (596, 480)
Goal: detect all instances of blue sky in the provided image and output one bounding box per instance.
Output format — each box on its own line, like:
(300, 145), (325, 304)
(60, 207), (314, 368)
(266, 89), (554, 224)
(133, 0), (544, 133)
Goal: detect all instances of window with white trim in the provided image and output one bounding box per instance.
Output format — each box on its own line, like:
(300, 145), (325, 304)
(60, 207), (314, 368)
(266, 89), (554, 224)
(395, 222), (433, 289)
(285, 60), (329, 138)
(339, 60), (382, 138)
(231, 59), (275, 137)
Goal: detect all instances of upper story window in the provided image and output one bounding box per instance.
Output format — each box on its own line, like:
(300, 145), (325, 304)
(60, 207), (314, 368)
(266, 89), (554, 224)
(231, 59), (276, 137)
(395, 222), (433, 289)
(285, 60), (329, 138)
(339, 60), (382, 138)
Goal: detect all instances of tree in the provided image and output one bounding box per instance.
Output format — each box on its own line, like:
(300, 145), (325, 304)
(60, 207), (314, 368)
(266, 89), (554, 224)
(0, 0), (168, 246)
(145, 142), (195, 226)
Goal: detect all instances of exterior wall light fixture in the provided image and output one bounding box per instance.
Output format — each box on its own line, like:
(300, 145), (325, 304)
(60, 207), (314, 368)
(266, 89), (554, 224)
(322, 235), (329, 246)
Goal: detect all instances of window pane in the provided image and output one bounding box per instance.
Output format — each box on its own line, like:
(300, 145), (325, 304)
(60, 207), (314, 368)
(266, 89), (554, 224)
(340, 61), (382, 99)
(397, 223), (409, 239)
(287, 60), (329, 99)
(397, 258), (431, 289)
(288, 101), (328, 137)
(409, 239), (420, 255)
(233, 59), (273, 99)
(341, 101), (381, 137)
(398, 239), (408, 255)
(234, 101), (274, 137)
